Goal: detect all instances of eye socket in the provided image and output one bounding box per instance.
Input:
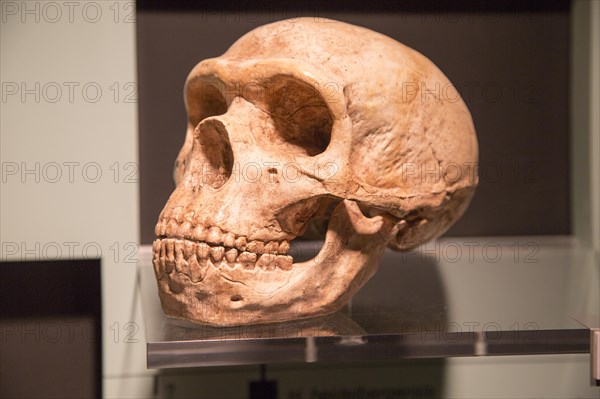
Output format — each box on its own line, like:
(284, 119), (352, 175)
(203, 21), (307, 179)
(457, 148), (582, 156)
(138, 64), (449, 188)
(186, 76), (333, 156)
(265, 77), (333, 156)
(186, 80), (228, 129)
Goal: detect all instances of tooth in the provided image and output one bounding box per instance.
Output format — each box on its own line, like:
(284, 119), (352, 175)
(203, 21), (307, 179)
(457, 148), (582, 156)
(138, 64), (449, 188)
(153, 257), (163, 275)
(175, 241), (183, 258)
(157, 222), (166, 236)
(192, 225), (206, 241)
(210, 246), (224, 263)
(207, 226), (222, 244)
(166, 219), (179, 236)
(159, 240), (167, 263)
(175, 242), (185, 272)
(165, 240), (175, 273)
(152, 240), (163, 274)
(223, 232), (235, 248)
(158, 241), (166, 274)
(246, 240), (264, 255)
(225, 248), (238, 263)
(177, 221), (192, 239)
(184, 240), (195, 258)
(278, 240), (290, 254)
(238, 251), (257, 269)
(265, 241), (279, 253)
(166, 240), (175, 260)
(171, 206), (184, 222)
(188, 254), (207, 282)
(235, 236), (247, 251)
(257, 253), (277, 270)
(196, 242), (210, 259)
(152, 251), (159, 264)
(276, 255), (293, 271)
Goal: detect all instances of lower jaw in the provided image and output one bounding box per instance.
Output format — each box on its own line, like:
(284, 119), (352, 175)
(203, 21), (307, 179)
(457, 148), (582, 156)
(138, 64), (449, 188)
(152, 200), (395, 326)
(152, 238), (382, 326)
(152, 239), (327, 325)
(153, 259), (340, 326)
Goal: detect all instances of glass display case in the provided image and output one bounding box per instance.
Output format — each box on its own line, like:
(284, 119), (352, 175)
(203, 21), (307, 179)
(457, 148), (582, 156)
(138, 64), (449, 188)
(138, 238), (599, 384)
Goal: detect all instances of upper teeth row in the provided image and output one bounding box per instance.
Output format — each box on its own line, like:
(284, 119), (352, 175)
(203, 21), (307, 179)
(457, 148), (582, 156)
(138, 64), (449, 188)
(155, 218), (290, 255)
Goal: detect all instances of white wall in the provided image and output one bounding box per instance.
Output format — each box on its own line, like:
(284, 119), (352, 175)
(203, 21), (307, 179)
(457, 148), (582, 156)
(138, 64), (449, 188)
(0, 1), (152, 397)
(572, 0), (600, 253)
(590, 0), (600, 254)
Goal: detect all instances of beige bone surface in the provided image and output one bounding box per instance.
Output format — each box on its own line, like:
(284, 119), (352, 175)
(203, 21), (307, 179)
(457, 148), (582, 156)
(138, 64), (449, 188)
(153, 18), (478, 326)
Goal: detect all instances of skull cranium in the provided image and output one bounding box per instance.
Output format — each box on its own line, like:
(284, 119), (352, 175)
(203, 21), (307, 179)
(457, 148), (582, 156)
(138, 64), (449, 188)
(153, 18), (478, 326)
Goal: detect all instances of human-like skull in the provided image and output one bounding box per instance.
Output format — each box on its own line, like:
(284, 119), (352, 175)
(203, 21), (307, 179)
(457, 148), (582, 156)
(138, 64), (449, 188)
(153, 18), (478, 326)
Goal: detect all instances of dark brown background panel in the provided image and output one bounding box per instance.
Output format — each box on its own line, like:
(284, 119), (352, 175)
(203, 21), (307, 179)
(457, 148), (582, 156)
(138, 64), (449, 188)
(137, 1), (570, 244)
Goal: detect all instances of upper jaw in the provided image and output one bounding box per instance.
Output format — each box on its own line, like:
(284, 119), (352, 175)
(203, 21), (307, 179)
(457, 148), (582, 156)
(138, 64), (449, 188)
(155, 218), (292, 255)
(153, 217), (299, 284)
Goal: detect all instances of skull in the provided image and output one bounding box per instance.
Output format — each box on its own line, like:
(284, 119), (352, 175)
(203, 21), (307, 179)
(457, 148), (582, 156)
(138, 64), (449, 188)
(153, 18), (478, 326)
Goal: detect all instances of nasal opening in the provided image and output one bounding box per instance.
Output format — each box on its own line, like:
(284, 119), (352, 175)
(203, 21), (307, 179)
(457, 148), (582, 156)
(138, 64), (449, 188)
(195, 118), (234, 189)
